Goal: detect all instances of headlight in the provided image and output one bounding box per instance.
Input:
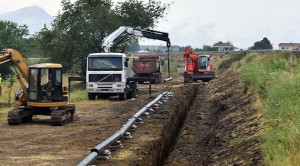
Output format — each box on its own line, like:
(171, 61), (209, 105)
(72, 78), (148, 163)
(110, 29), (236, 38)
(117, 84), (122, 87)
(88, 84), (93, 87)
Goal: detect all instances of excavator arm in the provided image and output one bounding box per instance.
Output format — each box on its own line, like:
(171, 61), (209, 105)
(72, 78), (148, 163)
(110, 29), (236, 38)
(184, 47), (199, 73)
(102, 26), (171, 53)
(0, 49), (29, 105)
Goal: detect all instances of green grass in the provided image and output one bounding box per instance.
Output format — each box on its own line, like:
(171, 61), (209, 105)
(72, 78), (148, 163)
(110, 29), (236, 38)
(161, 57), (181, 77)
(0, 77), (20, 106)
(239, 51), (300, 166)
(68, 89), (88, 102)
(217, 51), (247, 72)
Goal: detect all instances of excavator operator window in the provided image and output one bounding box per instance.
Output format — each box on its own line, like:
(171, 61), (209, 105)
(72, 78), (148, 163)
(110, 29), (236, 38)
(29, 69), (38, 101)
(54, 69), (62, 86)
(40, 69), (52, 102)
(52, 69), (62, 101)
(40, 69), (49, 85)
(199, 56), (208, 70)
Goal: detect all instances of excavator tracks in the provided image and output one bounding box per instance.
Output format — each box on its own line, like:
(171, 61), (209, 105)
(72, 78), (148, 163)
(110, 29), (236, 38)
(7, 105), (75, 126)
(51, 104), (75, 126)
(7, 108), (33, 125)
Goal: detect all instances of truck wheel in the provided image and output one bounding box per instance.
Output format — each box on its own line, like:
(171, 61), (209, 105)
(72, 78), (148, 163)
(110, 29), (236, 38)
(184, 76), (189, 83)
(159, 74), (162, 83)
(128, 87), (137, 98)
(88, 93), (96, 100)
(132, 88), (136, 98)
(119, 92), (127, 100)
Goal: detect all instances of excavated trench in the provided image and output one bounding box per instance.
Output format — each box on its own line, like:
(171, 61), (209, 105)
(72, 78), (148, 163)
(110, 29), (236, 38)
(138, 84), (199, 166)
(94, 82), (199, 166)
(138, 71), (262, 166)
(96, 71), (262, 166)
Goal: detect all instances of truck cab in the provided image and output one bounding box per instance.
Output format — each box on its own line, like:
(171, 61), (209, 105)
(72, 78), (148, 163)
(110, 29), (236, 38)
(86, 53), (136, 100)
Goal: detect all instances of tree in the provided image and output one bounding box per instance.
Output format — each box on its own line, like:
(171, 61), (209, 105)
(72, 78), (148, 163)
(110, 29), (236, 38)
(248, 37), (273, 50)
(0, 21), (30, 76)
(214, 41), (224, 45)
(36, 0), (170, 74)
(0, 21), (29, 50)
(127, 38), (140, 52)
(202, 45), (218, 51)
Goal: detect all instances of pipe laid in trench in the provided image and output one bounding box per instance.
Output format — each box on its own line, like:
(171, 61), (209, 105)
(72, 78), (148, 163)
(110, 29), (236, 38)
(77, 91), (173, 166)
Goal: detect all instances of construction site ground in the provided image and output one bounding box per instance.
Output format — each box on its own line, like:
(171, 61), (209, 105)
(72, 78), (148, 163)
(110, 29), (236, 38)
(0, 71), (263, 166)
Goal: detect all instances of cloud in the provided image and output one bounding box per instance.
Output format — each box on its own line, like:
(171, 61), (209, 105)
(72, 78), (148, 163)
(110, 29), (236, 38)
(2, 0), (300, 49)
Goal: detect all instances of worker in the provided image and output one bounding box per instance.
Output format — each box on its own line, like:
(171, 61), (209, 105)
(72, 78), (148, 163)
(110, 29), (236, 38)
(0, 73), (2, 95)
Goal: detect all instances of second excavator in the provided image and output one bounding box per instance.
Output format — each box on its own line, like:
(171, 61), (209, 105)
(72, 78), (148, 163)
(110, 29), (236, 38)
(183, 47), (215, 83)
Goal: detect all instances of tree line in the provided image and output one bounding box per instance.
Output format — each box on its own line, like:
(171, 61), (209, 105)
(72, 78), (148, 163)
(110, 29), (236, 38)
(0, 0), (170, 76)
(0, 0), (273, 76)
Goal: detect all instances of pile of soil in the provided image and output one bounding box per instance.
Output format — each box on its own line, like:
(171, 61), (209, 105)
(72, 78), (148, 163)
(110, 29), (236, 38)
(165, 70), (263, 165)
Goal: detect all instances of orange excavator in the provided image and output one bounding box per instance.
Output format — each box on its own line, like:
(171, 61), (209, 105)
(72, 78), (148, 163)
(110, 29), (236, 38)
(183, 47), (215, 83)
(0, 49), (75, 125)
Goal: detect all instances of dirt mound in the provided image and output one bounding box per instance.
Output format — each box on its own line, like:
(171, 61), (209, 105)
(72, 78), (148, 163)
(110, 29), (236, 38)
(165, 70), (263, 165)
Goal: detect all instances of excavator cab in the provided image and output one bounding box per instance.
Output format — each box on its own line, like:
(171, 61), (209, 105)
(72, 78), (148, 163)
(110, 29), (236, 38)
(198, 55), (210, 70)
(28, 64), (64, 103)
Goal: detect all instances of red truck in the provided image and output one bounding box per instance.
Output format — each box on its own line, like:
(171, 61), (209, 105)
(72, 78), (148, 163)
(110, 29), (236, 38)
(132, 55), (162, 84)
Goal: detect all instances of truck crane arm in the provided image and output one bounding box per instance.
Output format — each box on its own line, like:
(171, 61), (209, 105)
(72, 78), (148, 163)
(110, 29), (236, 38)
(102, 26), (171, 53)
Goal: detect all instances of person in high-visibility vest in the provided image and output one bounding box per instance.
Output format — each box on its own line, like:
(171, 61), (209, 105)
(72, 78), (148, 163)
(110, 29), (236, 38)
(0, 73), (2, 95)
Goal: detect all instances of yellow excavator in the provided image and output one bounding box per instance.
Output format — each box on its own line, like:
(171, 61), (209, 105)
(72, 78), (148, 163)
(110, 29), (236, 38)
(0, 49), (75, 126)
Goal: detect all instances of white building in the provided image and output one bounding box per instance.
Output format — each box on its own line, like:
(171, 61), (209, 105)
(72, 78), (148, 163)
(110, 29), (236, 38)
(213, 43), (237, 51)
(278, 43), (300, 51)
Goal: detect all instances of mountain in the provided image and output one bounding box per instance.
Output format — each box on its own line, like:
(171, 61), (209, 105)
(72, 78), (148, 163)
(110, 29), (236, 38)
(0, 5), (53, 34)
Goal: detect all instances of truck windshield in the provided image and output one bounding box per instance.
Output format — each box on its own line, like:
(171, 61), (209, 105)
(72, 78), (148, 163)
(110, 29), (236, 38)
(88, 57), (122, 71)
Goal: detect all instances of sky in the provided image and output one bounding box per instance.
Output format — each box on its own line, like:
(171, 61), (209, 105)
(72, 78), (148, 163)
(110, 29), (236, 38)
(0, 0), (300, 49)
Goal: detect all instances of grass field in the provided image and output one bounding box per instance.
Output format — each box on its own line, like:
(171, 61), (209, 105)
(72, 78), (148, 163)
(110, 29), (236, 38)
(221, 51), (300, 166)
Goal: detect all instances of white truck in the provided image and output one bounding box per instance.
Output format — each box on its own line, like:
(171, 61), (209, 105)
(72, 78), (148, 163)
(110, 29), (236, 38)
(85, 26), (170, 100)
(86, 52), (137, 100)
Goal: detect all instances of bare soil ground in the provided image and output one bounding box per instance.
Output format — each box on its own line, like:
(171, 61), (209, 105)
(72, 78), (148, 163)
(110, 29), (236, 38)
(0, 70), (263, 166)
(165, 71), (263, 166)
(0, 76), (182, 166)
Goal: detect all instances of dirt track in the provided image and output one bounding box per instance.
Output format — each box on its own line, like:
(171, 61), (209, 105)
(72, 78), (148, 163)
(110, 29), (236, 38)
(0, 71), (263, 166)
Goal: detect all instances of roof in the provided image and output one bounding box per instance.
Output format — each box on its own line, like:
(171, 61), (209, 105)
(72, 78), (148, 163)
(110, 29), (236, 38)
(88, 53), (125, 57)
(278, 43), (300, 47)
(30, 63), (62, 68)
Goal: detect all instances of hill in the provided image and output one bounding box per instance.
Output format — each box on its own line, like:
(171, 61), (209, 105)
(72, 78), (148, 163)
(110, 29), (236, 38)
(0, 5), (53, 34)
